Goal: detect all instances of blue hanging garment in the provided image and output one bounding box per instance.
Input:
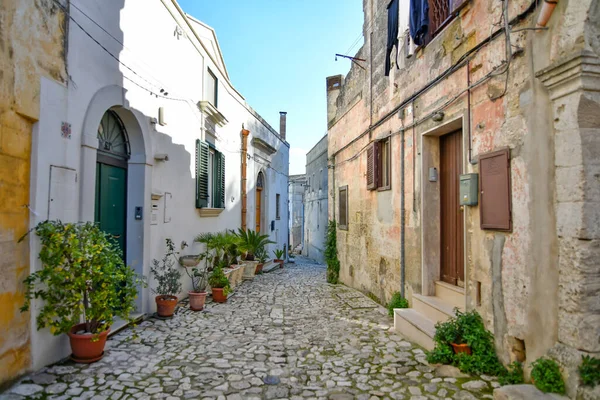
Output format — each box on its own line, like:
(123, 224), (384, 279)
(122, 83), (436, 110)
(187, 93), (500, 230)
(385, 0), (400, 76)
(409, 0), (429, 46)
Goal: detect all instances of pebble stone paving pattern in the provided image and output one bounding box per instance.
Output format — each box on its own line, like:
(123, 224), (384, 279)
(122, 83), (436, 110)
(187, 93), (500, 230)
(2, 257), (498, 400)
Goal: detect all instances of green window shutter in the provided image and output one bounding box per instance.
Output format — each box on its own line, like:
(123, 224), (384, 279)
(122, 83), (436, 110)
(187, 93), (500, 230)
(215, 151), (225, 209)
(195, 139), (209, 208)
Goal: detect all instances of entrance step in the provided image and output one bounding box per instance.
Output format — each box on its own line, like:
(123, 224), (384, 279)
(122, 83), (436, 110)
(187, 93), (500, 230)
(393, 309), (435, 350)
(435, 281), (465, 310)
(262, 260), (281, 273)
(413, 294), (459, 324)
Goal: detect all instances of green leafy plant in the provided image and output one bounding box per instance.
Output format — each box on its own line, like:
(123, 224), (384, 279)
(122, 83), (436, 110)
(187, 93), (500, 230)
(180, 248), (211, 294)
(208, 265), (231, 295)
(256, 246), (268, 264)
(531, 358), (565, 394)
(498, 361), (524, 386)
(151, 239), (182, 298)
(387, 292), (409, 316)
(580, 355), (600, 387)
(20, 221), (144, 336)
(273, 248), (285, 260)
(235, 229), (275, 261)
(426, 309), (505, 375)
(325, 220), (340, 284)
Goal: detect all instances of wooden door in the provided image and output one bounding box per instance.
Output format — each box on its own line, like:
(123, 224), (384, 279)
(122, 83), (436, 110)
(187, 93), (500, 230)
(95, 162), (127, 258)
(440, 130), (464, 287)
(256, 188), (262, 233)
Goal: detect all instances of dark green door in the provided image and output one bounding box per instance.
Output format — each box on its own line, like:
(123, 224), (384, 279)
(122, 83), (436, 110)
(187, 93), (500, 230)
(95, 162), (127, 258)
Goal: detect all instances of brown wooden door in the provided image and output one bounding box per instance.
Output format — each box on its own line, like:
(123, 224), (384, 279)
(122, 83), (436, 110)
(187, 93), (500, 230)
(256, 188), (262, 233)
(440, 130), (464, 287)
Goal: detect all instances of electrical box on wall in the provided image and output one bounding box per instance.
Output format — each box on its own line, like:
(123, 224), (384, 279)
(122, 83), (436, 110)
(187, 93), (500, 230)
(459, 173), (479, 206)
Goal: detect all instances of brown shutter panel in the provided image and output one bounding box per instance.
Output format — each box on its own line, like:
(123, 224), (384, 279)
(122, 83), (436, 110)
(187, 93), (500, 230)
(479, 148), (512, 231)
(450, 0), (469, 14)
(366, 144), (376, 190)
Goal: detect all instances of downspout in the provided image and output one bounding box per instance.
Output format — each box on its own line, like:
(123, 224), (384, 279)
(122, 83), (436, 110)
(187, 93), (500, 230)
(536, 0), (558, 28)
(400, 129), (406, 299)
(241, 128), (249, 230)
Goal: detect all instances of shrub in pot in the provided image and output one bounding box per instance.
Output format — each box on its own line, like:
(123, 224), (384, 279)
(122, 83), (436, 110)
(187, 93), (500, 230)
(208, 265), (230, 303)
(20, 221), (144, 363)
(273, 248), (285, 267)
(151, 239), (182, 317)
(235, 228), (274, 261)
(255, 246), (268, 274)
(181, 246), (211, 311)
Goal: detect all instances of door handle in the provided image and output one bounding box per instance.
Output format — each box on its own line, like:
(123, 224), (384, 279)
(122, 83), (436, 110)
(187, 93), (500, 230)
(459, 206), (464, 212)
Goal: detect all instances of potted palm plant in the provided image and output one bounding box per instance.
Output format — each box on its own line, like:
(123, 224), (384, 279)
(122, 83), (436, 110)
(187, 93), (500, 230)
(20, 221), (143, 363)
(273, 248), (285, 268)
(151, 239), (182, 317)
(236, 229), (274, 279)
(255, 246), (268, 274)
(208, 265), (230, 303)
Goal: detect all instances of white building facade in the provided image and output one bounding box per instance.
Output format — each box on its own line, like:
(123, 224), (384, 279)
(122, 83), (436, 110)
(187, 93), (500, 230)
(28, 0), (289, 369)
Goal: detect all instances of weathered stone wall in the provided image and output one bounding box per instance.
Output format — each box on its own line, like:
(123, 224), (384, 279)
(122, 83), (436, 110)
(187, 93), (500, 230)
(0, 0), (67, 387)
(327, 0), (598, 390)
(304, 135), (328, 263)
(289, 175), (306, 251)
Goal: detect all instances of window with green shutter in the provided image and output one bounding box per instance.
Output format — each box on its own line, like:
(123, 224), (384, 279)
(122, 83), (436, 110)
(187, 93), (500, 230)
(196, 139), (225, 209)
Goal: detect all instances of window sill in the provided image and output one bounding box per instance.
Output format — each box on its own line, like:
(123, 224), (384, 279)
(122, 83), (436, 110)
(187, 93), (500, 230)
(338, 225), (348, 231)
(276, 217), (281, 220)
(198, 208), (225, 217)
(377, 186), (391, 192)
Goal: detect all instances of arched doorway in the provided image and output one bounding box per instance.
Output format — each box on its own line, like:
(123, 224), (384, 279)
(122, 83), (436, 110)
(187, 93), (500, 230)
(95, 110), (130, 257)
(256, 171), (264, 233)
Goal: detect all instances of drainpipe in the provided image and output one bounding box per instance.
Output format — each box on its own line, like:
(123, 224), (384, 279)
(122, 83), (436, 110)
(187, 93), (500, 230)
(400, 130), (406, 299)
(241, 128), (250, 230)
(536, 0), (558, 28)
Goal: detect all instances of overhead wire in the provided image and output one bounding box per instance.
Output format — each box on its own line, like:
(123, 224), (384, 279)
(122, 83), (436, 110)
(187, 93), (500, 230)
(343, 0), (388, 57)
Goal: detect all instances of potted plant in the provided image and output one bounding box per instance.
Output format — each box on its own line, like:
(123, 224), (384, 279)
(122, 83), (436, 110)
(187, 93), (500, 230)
(255, 246), (268, 274)
(20, 221), (143, 363)
(181, 251), (211, 311)
(273, 248), (285, 268)
(235, 228), (275, 261)
(208, 265), (230, 303)
(151, 239), (182, 317)
(225, 231), (241, 267)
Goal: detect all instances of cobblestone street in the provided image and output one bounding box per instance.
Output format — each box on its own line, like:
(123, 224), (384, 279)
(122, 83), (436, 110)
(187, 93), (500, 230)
(3, 257), (497, 400)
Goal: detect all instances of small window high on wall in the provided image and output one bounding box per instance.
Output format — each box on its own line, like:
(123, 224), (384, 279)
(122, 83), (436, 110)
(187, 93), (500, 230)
(206, 68), (218, 107)
(276, 194), (281, 220)
(339, 186), (348, 230)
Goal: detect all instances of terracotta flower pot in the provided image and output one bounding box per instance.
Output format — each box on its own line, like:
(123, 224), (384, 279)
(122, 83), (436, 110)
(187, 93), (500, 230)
(275, 259), (284, 268)
(451, 342), (472, 355)
(155, 295), (178, 317)
(212, 287), (227, 303)
(68, 323), (110, 363)
(256, 263), (264, 274)
(188, 291), (207, 311)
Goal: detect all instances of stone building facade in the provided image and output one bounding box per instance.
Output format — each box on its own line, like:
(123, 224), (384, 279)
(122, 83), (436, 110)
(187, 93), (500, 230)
(326, 0), (599, 396)
(303, 134), (328, 263)
(288, 174), (306, 252)
(0, 0), (68, 387)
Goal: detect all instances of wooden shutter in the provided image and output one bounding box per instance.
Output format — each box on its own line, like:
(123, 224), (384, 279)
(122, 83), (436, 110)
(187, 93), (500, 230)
(195, 140), (209, 208)
(339, 186), (348, 229)
(214, 150), (225, 209)
(479, 148), (511, 231)
(366, 142), (380, 190)
(450, 0), (470, 14)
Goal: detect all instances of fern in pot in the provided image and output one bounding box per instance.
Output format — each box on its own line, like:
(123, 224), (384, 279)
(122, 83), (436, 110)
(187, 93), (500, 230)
(151, 238), (182, 317)
(20, 221), (144, 363)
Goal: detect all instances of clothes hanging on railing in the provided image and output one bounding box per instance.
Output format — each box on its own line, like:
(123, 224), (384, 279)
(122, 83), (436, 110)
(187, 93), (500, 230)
(385, 0), (400, 76)
(409, 0), (429, 46)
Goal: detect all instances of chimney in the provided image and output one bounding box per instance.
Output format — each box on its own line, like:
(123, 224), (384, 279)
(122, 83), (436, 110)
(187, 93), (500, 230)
(279, 111), (287, 141)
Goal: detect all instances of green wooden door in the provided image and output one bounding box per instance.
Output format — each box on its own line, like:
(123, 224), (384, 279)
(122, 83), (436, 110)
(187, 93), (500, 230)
(95, 162), (127, 258)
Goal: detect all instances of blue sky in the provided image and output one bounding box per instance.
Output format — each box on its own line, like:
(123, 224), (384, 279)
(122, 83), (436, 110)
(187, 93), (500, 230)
(178, 0), (364, 175)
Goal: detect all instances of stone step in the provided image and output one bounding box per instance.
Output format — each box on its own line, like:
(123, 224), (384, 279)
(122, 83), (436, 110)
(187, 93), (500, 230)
(435, 281), (465, 310)
(413, 294), (460, 324)
(262, 260), (282, 273)
(493, 384), (569, 399)
(393, 308), (435, 350)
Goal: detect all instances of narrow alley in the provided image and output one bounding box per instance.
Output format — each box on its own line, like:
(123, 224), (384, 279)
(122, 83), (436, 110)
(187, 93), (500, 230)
(3, 258), (495, 400)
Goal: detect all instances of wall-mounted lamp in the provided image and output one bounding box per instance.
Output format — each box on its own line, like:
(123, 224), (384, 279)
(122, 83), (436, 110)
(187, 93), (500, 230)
(154, 153), (169, 162)
(432, 111), (445, 122)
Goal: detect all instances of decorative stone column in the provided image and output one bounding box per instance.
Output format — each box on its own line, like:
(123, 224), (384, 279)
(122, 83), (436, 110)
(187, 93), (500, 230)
(537, 50), (600, 398)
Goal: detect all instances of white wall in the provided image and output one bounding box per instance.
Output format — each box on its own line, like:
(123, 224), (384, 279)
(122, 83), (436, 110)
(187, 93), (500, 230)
(29, 0), (289, 369)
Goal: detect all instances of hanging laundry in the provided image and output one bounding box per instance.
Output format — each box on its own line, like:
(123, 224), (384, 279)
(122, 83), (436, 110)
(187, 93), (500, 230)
(385, 0), (400, 76)
(410, 0), (429, 46)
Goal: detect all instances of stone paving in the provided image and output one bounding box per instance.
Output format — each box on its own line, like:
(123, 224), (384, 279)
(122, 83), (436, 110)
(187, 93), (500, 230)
(2, 257), (498, 400)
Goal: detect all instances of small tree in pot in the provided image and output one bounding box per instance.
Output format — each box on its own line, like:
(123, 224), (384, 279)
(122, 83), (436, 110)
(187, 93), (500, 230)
(151, 239), (182, 317)
(20, 221), (144, 363)
(208, 264), (230, 303)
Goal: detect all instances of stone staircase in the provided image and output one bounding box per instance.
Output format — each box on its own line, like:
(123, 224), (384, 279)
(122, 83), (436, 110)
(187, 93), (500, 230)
(393, 281), (465, 350)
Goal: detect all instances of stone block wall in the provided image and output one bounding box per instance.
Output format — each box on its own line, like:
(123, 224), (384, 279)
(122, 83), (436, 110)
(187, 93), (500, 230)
(0, 0), (67, 387)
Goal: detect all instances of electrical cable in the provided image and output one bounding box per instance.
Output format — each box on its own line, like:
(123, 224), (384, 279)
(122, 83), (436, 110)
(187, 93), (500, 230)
(344, 0), (388, 57)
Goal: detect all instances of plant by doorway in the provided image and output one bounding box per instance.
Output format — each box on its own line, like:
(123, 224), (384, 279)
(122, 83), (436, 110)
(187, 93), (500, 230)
(151, 239), (182, 317)
(387, 292), (409, 316)
(235, 229), (274, 261)
(325, 220), (340, 284)
(579, 355), (600, 387)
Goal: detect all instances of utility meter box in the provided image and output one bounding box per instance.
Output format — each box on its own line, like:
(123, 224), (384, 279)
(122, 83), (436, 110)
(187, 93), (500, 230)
(459, 173), (479, 206)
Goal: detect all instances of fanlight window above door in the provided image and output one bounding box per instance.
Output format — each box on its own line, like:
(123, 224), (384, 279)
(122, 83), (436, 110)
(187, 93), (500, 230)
(257, 171), (264, 189)
(97, 110), (131, 160)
